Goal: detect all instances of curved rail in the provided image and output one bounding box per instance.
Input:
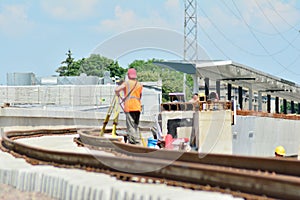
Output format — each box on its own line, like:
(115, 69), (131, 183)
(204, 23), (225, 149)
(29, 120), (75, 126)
(78, 129), (300, 177)
(2, 128), (300, 199)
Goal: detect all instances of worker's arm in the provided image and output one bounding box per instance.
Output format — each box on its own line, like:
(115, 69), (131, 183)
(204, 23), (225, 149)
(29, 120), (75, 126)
(115, 82), (126, 97)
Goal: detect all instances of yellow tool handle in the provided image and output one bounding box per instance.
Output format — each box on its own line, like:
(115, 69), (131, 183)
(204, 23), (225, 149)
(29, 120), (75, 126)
(100, 95), (117, 136)
(100, 114), (111, 136)
(111, 97), (120, 137)
(141, 135), (147, 147)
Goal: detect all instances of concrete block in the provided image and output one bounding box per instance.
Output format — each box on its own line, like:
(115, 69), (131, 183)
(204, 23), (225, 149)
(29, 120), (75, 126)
(177, 127), (192, 139)
(198, 110), (232, 154)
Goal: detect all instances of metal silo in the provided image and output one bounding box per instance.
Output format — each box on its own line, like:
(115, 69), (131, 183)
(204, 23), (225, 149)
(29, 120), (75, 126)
(7, 72), (36, 86)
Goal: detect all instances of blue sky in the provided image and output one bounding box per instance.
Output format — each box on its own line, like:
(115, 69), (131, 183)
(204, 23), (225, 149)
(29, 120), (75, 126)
(0, 0), (300, 85)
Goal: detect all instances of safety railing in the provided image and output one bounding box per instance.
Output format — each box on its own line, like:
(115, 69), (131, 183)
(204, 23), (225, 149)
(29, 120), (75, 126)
(161, 101), (232, 112)
(237, 110), (300, 120)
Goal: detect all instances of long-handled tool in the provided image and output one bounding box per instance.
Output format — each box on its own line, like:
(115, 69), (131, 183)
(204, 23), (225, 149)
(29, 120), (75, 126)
(100, 95), (118, 136)
(140, 130), (147, 147)
(111, 97), (120, 137)
(100, 94), (146, 147)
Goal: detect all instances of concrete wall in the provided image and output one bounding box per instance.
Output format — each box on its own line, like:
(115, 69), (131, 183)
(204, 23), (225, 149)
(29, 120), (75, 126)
(0, 85), (161, 115)
(197, 110), (232, 154)
(161, 110), (232, 154)
(0, 107), (155, 128)
(232, 115), (300, 157)
(0, 85), (115, 106)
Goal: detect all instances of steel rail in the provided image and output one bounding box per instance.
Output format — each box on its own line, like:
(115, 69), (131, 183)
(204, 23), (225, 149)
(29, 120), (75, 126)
(1, 128), (300, 199)
(78, 130), (300, 177)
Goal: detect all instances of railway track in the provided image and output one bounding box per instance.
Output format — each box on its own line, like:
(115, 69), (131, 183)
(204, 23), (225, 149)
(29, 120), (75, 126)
(1, 128), (300, 199)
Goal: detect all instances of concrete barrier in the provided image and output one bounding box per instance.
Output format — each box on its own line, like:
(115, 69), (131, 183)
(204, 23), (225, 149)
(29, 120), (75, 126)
(161, 110), (232, 154)
(0, 107), (154, 128)
(233, 115), (300, 157)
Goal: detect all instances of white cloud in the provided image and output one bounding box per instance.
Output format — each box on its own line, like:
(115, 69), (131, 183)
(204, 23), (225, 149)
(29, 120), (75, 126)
(212, 6), (241, 27)
(0, 4), (34, 37)
(240, 0), (300, 32)
(164, 0), (180, 11)
(199, 0), (300, 34)
(99, 5), (170, 32)
(41, 0), (99, 20)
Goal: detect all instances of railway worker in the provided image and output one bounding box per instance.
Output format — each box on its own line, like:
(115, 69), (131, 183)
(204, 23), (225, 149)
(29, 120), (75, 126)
(208, 91), (219, 102)
(274, 145), (286, 157)
(189, 93), (199, 104)
(115, 68), (143, 145)
(207, 92), (219, 110)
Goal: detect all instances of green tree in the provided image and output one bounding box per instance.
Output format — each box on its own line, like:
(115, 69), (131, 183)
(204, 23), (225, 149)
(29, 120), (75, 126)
(280, 102), (299, 114)
(56, 52), (126, 78)
(79, 54), (125, 77)
(104, 60), (126, 78)
(56, 50), (80, 76)
(129, 59), (162, 81)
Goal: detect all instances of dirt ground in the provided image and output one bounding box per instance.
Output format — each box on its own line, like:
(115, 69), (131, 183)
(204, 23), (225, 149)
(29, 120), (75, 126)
(0, 184), (55, 200)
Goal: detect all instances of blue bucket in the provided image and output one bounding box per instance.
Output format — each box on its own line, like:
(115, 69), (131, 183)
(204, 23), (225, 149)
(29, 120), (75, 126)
(147, 138), (158, 148)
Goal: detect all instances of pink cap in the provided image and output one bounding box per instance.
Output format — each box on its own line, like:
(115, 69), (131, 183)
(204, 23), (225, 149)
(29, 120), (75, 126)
(127, 68), (137, 79)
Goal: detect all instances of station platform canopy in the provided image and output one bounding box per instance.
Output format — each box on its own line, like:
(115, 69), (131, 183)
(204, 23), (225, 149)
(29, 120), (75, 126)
(154, 60), (300, 102)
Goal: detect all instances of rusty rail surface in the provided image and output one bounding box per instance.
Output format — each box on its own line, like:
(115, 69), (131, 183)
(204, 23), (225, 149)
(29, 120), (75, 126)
(77, 130), (300, 177)
(2, 128), (300, 199)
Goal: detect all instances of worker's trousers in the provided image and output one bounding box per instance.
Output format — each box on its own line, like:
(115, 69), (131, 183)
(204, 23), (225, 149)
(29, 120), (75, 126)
(125, 111), (141, 144)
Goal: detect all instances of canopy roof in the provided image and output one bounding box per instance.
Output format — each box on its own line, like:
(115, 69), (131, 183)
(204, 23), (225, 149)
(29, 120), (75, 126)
(154, 60), (300, 102)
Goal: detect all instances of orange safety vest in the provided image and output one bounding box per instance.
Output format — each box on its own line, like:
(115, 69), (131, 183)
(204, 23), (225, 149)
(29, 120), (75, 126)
(123, 80), (143, 112)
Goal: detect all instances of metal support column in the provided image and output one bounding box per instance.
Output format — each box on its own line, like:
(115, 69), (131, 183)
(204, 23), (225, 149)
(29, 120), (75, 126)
(275, 97), (279, 114)
(283, 99), (287, 114)
(204, 77), (209, 99)
(193, 75), (199, 93)
(183, 73), (186, 101)
(216, 80), (220, 100)
(183, 0), (198, 98)
(267, 94), (271, 113)
(248, 87), (253, 110)
(238, 86), (243, 110)
(258, 92), (262, 112)
(184, 0), (198, 61)
(227, 83), (232, 101)
(291, 101), (295, 114)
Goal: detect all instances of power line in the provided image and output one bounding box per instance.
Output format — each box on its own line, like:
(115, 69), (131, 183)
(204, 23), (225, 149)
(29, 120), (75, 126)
(198, 5), (270, 57)
(220, 0), (286, 36)
(267, 0), (300, 32)
(231, 0), (300, 76)
(254, 0), (300, 52)
(273, 51), (300, 77)
(199, 1), (300, 57)
(221, 0), (300, 36)
(197, 22), (230, 60)
(196, 1), (300, 77)
(221, 0), (300, 56)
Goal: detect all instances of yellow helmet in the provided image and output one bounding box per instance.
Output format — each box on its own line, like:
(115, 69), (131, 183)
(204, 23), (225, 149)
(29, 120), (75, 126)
(275, 146), (286, 156)
(199, 93), (206, 101)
